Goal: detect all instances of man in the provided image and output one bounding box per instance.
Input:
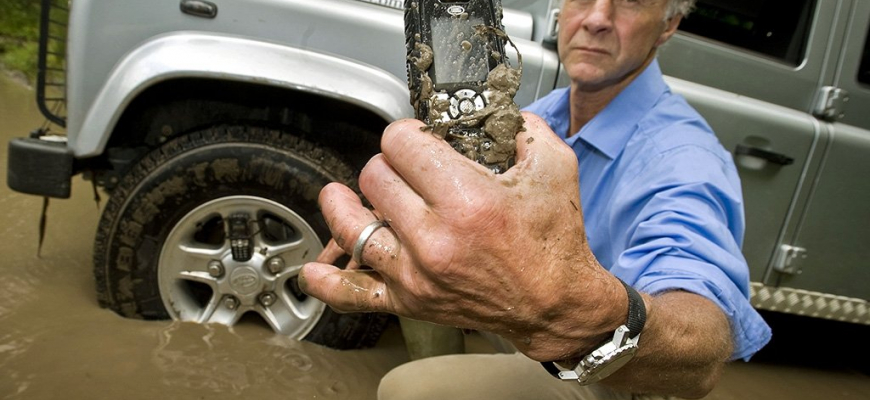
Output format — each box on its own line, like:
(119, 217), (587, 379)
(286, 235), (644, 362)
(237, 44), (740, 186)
(300, 0), (772, 398)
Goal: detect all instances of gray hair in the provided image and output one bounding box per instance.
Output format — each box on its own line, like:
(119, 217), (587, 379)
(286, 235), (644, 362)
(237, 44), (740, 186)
(666, 0), (696, 20)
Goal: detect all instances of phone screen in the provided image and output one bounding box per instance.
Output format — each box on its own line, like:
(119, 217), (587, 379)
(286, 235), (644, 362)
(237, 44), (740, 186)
(431, 15), (489, 86)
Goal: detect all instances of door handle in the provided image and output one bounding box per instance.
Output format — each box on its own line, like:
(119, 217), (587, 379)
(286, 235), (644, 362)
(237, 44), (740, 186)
(734, 144), (794, 166)
(180, 0), (218, 19)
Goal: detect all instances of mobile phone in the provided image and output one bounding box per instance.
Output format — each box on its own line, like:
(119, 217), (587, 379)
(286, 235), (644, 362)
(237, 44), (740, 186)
(405, 0), (520, 173)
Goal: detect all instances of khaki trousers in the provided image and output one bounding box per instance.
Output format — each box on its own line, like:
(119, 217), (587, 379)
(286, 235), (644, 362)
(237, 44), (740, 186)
(378, 352), (673, 400)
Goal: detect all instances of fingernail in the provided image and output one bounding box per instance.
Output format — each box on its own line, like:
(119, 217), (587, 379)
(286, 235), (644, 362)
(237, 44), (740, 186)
(298, 264), (310, 293)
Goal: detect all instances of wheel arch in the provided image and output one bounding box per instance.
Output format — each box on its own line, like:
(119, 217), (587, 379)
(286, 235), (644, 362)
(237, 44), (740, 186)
(99, 77), (390, 183)
(73, 32), (413, 158)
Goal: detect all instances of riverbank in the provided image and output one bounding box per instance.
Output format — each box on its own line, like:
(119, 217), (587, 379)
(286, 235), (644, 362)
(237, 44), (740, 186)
(0, 35), (37, 87)
(1, 65), (31, 89)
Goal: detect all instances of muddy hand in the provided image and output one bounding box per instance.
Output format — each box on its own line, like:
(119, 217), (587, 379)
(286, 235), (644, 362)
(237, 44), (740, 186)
(316, 205), (390, 270)
(301, 113), (627, 362)
(317, 239), (361, 270)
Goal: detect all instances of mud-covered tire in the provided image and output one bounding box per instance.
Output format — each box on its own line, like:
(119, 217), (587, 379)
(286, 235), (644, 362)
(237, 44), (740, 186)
(93, 125), (388, 349)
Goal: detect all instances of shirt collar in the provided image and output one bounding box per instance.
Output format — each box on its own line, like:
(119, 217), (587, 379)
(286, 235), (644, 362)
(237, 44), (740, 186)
(566, 59), (668, 159)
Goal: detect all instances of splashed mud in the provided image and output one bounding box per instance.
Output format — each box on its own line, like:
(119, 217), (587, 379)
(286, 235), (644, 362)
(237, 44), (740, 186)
(408, 24), (524, 173)
(0, 74), (409, 399)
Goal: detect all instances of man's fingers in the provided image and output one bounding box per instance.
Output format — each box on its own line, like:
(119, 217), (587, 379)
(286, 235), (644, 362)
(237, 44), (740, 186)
(299, 262), (393, 313)
(318, 182), (376, 251)
(317, 239), (364, 270)
(354, 220), (402, 270)
(514, 112), (548, 158)
(319, 182), (401, 275)
(514, 112), (577, 172)
(317, 239), (345, 263)
(379, 119), (489, 207)
(359, 154), (432, 245)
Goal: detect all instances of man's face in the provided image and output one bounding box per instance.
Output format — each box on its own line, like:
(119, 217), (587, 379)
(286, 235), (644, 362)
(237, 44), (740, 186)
(558, 0), (678, 91)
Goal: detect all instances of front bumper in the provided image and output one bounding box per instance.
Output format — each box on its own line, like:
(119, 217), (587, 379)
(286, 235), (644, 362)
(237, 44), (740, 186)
(7, 135), (74, 198)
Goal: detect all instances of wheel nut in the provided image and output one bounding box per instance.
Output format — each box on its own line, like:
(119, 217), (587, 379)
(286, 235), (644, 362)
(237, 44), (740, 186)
(208, 260), (225, 278)
(223, 295), (239, 310)
(259, 292), (277, 307)
(267, 257), (285, 275)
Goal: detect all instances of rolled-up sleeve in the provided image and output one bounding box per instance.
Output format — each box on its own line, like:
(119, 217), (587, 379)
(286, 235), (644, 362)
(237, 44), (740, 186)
(608, 143), (772, 361)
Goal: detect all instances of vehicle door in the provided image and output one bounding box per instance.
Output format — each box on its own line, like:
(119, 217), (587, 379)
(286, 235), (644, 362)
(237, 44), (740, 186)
(776, 0), (870, 304)
(550, 0), (828, 284)
(658, 0), (833, 286)
(500, 0), (563, 106)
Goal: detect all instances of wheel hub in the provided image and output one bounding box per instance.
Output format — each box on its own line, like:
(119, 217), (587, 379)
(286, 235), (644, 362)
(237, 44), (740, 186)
(157, 195), (326, 338)
(228, 265), (261, 296)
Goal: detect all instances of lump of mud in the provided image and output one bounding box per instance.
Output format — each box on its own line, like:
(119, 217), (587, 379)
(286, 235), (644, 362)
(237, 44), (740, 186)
(408, 26), (524, 174)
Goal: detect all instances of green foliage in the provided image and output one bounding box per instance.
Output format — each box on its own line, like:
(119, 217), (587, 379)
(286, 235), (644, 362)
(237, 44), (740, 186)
(1, 41), (38, 82)
(0, 0), (42, 82)
(0, 0), (41, 41)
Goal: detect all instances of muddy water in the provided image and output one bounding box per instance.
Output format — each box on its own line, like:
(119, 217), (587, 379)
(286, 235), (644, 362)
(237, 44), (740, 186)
(2, 72), (870, 400)
(0, 73), (409, 399)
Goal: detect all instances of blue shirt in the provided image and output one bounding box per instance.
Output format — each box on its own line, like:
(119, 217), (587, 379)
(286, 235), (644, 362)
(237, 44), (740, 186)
(523, 60), (771, 361)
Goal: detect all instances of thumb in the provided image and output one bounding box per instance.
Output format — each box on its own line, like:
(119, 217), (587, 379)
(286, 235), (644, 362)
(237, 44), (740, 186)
(299, 262), (390, 313)
(514, 112), (578, 173)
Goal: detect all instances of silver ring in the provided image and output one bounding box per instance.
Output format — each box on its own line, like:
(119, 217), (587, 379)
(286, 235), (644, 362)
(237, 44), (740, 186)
(352, 220), (389, 266)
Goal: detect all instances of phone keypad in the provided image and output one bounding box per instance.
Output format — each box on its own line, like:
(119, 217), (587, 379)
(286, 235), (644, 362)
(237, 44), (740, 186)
(448, 89), (487, 119)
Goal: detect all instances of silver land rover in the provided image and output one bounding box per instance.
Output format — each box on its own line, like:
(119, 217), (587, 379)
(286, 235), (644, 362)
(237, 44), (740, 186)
(6, 0), (869, 348)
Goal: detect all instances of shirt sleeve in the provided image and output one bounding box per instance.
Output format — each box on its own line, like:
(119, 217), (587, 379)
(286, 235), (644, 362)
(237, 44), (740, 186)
(607, 142), (772, 361)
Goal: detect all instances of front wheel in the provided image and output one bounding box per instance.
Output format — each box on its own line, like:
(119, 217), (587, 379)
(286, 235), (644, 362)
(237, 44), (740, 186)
(94, 125), (387, 349)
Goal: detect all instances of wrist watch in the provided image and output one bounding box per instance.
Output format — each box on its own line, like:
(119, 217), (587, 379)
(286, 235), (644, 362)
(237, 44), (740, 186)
(541, 278), (646, 385)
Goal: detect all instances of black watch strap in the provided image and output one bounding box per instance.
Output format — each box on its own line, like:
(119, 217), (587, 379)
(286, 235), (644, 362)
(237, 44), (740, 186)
(541, 277), (646, 379)
(618, 278), (646, 337)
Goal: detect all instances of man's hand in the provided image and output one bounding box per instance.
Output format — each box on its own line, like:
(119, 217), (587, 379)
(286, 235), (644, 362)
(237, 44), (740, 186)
(300, 113), (627, 361)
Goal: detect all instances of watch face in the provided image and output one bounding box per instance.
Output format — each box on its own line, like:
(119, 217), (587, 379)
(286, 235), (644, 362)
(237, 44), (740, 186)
(578, 344), (638, 385)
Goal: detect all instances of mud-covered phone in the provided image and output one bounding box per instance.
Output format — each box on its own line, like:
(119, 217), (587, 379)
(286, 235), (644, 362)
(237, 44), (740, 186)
(405, 0), (520, 173)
